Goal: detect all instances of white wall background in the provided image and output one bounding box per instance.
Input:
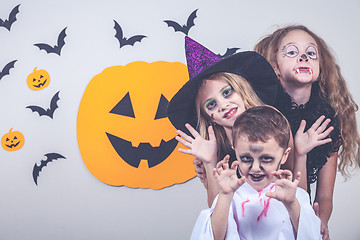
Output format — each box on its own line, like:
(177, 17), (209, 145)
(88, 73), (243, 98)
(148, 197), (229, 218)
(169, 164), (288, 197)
(0, 0), (359, 239)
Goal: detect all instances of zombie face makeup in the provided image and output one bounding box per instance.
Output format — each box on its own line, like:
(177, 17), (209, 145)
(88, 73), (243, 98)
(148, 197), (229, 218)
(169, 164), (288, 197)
(235, 135), (289, 191)
(275, 30), (320, 89)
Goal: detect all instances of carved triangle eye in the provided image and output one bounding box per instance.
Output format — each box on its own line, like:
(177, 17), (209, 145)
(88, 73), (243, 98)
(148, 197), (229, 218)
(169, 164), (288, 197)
(109, 92), (135, 118)
(154, 94), (169, 120)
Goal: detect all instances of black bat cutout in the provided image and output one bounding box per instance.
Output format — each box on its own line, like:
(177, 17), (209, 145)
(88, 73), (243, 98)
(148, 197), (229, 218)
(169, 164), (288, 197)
(0, 60), (17, 80)
(34, 27), (67, 55)
(0, 4), (20, 31)
(26, 91), (60, 119)
(113, 20), (147, 48)
(217, 48), (241, 58)
(32, 153), (66, 185)
(164, 9), (198, 35)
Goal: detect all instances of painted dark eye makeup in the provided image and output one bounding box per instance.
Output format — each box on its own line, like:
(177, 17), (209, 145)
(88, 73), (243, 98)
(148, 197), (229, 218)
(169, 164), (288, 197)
(205, 99), (217, 110)
(306, 45), (318, 60)
(260, 155), (274, 163)
(282, 44), (299, 58)
(222, 86), (233, 98)
(240, 155), (253, 163)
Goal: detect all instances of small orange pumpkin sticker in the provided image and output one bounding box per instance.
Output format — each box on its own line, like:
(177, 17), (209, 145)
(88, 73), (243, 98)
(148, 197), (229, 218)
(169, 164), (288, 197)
(27, 67), (50, 90)
(77, 61), (195, 189)
(1, 128), (25, 151)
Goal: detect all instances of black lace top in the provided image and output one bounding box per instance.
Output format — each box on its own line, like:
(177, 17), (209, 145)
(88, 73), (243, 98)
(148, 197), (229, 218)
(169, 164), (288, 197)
(275, 81), (342, 195)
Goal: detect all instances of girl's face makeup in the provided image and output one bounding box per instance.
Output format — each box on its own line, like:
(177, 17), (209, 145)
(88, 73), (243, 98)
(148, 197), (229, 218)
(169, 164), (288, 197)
(281, 44), (318, 60)
(275, 30), (320, 89)
(198, 78), (246, 130)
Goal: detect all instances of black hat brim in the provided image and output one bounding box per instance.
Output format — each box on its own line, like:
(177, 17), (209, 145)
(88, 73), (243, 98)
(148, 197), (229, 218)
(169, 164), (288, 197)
(167, 51), (278, 134)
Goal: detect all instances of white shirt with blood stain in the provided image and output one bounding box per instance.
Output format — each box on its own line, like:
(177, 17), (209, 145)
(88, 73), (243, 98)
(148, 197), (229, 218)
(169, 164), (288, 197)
(191, 182), (321, 240)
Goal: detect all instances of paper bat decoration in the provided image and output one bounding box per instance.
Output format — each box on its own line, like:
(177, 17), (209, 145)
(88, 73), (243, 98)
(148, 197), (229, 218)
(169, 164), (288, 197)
(32, 153), (66, 185)
(26, 91), (60, 118)
(0, 60), (17, 80)
(0, 4), (20, 31)
(164, 9), (198, 35)
(113, 20), (147, 48)
(34, 27), (67, 55)
(217, 48), (241, 58)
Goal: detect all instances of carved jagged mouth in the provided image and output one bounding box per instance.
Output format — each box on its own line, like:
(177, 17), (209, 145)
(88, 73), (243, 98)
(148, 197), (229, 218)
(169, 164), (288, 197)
(106, 132), (178, 168)
(34, 79), (47, 88)
(5, 141), (20, 148)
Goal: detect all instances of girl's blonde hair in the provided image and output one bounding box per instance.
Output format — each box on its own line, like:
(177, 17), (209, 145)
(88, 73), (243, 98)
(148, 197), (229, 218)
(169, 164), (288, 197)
(195, 72), (264, 160)
(255, 25), (360, 177)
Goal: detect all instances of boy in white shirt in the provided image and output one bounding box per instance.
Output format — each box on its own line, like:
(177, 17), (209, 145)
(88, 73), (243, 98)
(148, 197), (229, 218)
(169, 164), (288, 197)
(191, 105), (321, 240)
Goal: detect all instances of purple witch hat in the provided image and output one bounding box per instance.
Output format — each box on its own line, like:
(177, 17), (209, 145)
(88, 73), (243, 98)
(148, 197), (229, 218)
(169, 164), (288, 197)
(167, 36), (278, 134)
(185, 36), (222, 78)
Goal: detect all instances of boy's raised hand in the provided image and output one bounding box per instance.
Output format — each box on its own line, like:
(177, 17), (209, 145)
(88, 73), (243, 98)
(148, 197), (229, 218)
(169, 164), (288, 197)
(266, 170), (300, 205)
(176, 123), (217, 165)
(213, 156), (245, 195)
(294, 116), (334, 156)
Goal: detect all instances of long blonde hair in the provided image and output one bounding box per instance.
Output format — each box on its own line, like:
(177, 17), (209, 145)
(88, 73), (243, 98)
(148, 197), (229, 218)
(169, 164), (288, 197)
(255, 25), (360, 177)
(195, 72), (264, 160)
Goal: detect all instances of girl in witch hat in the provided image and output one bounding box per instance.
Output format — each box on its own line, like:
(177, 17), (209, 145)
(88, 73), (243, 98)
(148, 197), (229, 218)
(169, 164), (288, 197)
(167, 36), (332, 207)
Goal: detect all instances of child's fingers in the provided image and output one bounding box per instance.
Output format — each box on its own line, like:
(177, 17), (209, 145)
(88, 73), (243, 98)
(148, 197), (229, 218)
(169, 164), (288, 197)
(272, 169), (292, 180)
(293, 171), (301, 185)
(213, 168), (219, 177)
(315, 138), (332, 147)
(313, 202), (320, 217)
(316, 118), (331, 133)
(194, 165), (204, 174)
(297, 119), (306, 134)
(265, 191), (276, 199)
(213, 161), (225, 176)
(221, 155), (230, 170)
(311, 115), (326, 130)
(215, 155), (230, 174)
(283, 169), (293, 180)
(177, 148), (192, 155)
(318, 126), (334, 139)
(193, 157), (202, 166)
(197, 173), (204, 182)
(271, 170), (283, 180)
(230, 160), (239, 170)
(185, 123), (201, 138)
(271, 170), (277, 175)
(238, 176), (246, 186)
(215, 160), (223, 169)
(175, 136), (191, 148)
(222, 155), (230, 163)
(176, 129), (194, 143)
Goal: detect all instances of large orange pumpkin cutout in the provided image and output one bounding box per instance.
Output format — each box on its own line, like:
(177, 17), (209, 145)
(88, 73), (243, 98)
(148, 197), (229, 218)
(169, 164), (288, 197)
(1, 128), (25, 151)
(77, 61), (195, 189)
(27, 67), (50, 90)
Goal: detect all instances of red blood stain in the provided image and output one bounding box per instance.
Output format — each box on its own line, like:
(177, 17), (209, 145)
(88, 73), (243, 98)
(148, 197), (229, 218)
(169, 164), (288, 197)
(241, 198), (250, 217)
(257, 198), (271, 222)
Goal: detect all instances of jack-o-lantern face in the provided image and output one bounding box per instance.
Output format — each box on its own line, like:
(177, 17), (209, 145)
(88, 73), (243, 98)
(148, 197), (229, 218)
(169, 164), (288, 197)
(77, 61), (195, 189)
(27, 67), (50, 90)
(1, 128), (25, 151)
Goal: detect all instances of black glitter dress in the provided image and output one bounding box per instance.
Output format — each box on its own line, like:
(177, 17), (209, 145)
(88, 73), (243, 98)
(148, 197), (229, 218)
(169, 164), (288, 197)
(275, 81), (342, 196)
